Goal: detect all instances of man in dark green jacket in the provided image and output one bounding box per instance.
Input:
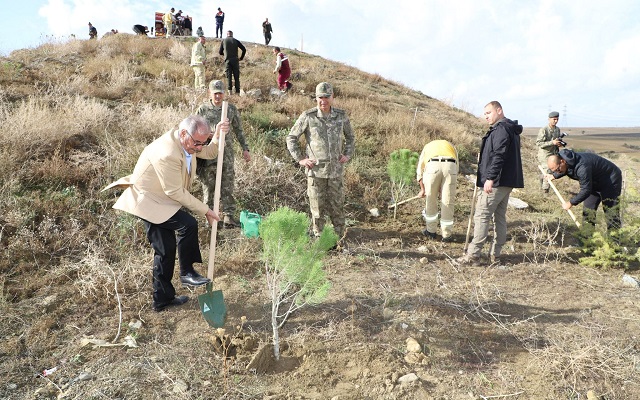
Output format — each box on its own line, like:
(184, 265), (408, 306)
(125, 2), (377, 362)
(219, 31), (246, 94)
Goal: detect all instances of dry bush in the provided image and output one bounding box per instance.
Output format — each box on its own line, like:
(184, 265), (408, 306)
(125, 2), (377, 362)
(56, 242), (148, 300)
(168, 40), (191, 63)
(234, 155), (307, 215)
(528, 322), (639, 397)
(3, 95), (114, 144)
(516, 218), (570, 264)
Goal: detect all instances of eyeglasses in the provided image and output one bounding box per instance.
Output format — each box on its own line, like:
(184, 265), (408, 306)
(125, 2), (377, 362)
(185, 130), (210, 147)
(552, 164), (563, 173)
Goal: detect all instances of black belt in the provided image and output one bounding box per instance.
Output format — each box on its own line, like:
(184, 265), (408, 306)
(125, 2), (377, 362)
(429, 158), (456, 163)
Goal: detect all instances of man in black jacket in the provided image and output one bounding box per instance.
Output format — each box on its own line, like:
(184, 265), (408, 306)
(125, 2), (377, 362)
(457, 101), (524, 265)
(546, 149), (622, 231)
(219, 31), (246, 94)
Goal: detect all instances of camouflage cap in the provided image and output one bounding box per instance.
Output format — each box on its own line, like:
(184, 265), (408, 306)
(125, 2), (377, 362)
(315, 82), (333, 98)
(209, 80), (225, 94)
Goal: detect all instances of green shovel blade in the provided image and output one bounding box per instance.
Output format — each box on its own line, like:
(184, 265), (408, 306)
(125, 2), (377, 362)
(198, 284), (227, 328)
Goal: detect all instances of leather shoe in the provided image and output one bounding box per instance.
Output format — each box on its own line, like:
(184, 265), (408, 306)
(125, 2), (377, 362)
(180, 271), (211, 287)
(153, 295), (189, 312)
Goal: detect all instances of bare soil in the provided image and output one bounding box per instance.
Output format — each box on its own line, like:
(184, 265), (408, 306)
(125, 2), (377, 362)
(2, 151), (640, 400)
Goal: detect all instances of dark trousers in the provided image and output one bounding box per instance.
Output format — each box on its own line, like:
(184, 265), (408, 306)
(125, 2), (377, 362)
(582, 185), (622, 231)
(216, 24), (223, 38)
(225, 58), (240, 93)
(143, 209), (202, 304)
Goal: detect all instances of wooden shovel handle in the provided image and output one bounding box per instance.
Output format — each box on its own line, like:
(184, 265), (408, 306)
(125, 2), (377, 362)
(207, 101), (228, 280)
(387, 195), (421, 209)
(538, 165), (581, 228)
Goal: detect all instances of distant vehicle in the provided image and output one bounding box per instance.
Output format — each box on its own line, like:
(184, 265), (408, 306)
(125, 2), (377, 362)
(154, 11), (192, 37)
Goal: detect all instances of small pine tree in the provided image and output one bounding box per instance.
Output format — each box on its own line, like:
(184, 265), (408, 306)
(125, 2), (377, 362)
(259, 207), (336, 359)
(578, 181), (640, 269)
(387, 149), (419, 218)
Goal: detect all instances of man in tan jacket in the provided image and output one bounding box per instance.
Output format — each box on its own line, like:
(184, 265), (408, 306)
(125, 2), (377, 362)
(190, 35), (207, 90)
(104, 115), (228, 311)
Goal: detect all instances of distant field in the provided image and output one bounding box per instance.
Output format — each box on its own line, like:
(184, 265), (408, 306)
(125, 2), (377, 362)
(523, 126), (640, 155)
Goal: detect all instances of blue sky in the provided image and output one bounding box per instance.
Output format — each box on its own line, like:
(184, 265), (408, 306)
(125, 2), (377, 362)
(2, 0), (639, 128)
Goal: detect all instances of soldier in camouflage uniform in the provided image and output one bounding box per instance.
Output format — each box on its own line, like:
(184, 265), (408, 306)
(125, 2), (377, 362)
(536, 111), (564, 193)
(286, 82), (355, 239)
(196, 80), (251, 227)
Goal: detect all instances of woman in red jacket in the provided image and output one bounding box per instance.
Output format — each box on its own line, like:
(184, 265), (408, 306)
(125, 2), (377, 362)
(272, 47), (292, 92)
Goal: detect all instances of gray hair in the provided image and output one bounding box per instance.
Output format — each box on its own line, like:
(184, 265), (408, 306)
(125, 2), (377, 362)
(179, 115), (210, 135)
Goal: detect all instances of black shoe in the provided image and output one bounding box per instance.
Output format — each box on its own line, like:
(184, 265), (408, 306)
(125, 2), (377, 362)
(180, 271), (211, 287)
(153, 295), (189, 312)
(441, 236), (454, 243)
(421, 229), (437, 239)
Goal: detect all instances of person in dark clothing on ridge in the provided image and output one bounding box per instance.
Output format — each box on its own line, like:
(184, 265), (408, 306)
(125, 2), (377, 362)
(456, 101), (524, 266)
(88, 22), (98, 39)
(133, 25), (149, 35)
(219, 30), (246, 94)
(262, 18), (273, 45)
(546, 149), (622, 231)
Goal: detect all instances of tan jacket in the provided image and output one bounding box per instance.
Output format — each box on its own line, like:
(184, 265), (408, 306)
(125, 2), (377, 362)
(104, 129), (218, 224)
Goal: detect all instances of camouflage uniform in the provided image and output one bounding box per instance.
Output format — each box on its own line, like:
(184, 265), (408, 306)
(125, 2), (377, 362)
(195, 100), (248, 215)
(536, 115), (562, 191)
(286, 106), (355, 237)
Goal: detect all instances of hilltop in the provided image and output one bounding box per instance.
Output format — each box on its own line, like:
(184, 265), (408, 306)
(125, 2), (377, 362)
(1, 34), (639, 399)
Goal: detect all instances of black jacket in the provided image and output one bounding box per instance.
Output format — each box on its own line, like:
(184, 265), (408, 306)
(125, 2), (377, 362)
(476, 117), (524, 188)
(554, 149), (622, 205)
(219, 37), (246, 61)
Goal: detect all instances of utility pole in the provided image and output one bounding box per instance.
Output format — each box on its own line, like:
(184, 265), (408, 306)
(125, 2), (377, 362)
(563, 105), (568, 128)
(300, 33), (303, 52)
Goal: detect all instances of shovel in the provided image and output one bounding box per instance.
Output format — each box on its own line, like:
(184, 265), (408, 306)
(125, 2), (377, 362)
(464, 154), (480, 253)
(198, 101), (228, 328)
(387, 194), (421, 209)
(538, 165), (581, 228)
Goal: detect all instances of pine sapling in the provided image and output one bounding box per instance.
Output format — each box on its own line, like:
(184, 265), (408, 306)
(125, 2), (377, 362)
(259, 207), (336, 360)
(387, 148), (419, 218)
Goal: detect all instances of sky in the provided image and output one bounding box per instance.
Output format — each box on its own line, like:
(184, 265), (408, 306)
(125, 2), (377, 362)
(1, 0), (639, 128)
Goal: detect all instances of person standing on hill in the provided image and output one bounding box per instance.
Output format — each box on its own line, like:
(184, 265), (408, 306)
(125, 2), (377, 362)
(215, 8), (225, 38)
(88, 22), (97, 39)
(286, 82), (355, 241)
(272, 47), (292, 92)
(546, 149), (622, 232)
(416, 140), (458, 243)
(456, 101), (524, 265)
(196, 80), (251, 228)
(163, 8), (174, 37)
(104, 115), (229, 312)
(196, 26), (204, 37)
(190, 35), (207, 90)
(262, 18), (273, 45)
(536, 111), (564, 193)
(183, 15), (192, 36)
(219, 31), (246, 95)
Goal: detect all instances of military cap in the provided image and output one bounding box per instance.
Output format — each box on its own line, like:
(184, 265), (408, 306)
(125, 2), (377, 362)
(209, 80), (225, 94)
(548, 111), (560, 118)
(315, 82), (333, 98)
